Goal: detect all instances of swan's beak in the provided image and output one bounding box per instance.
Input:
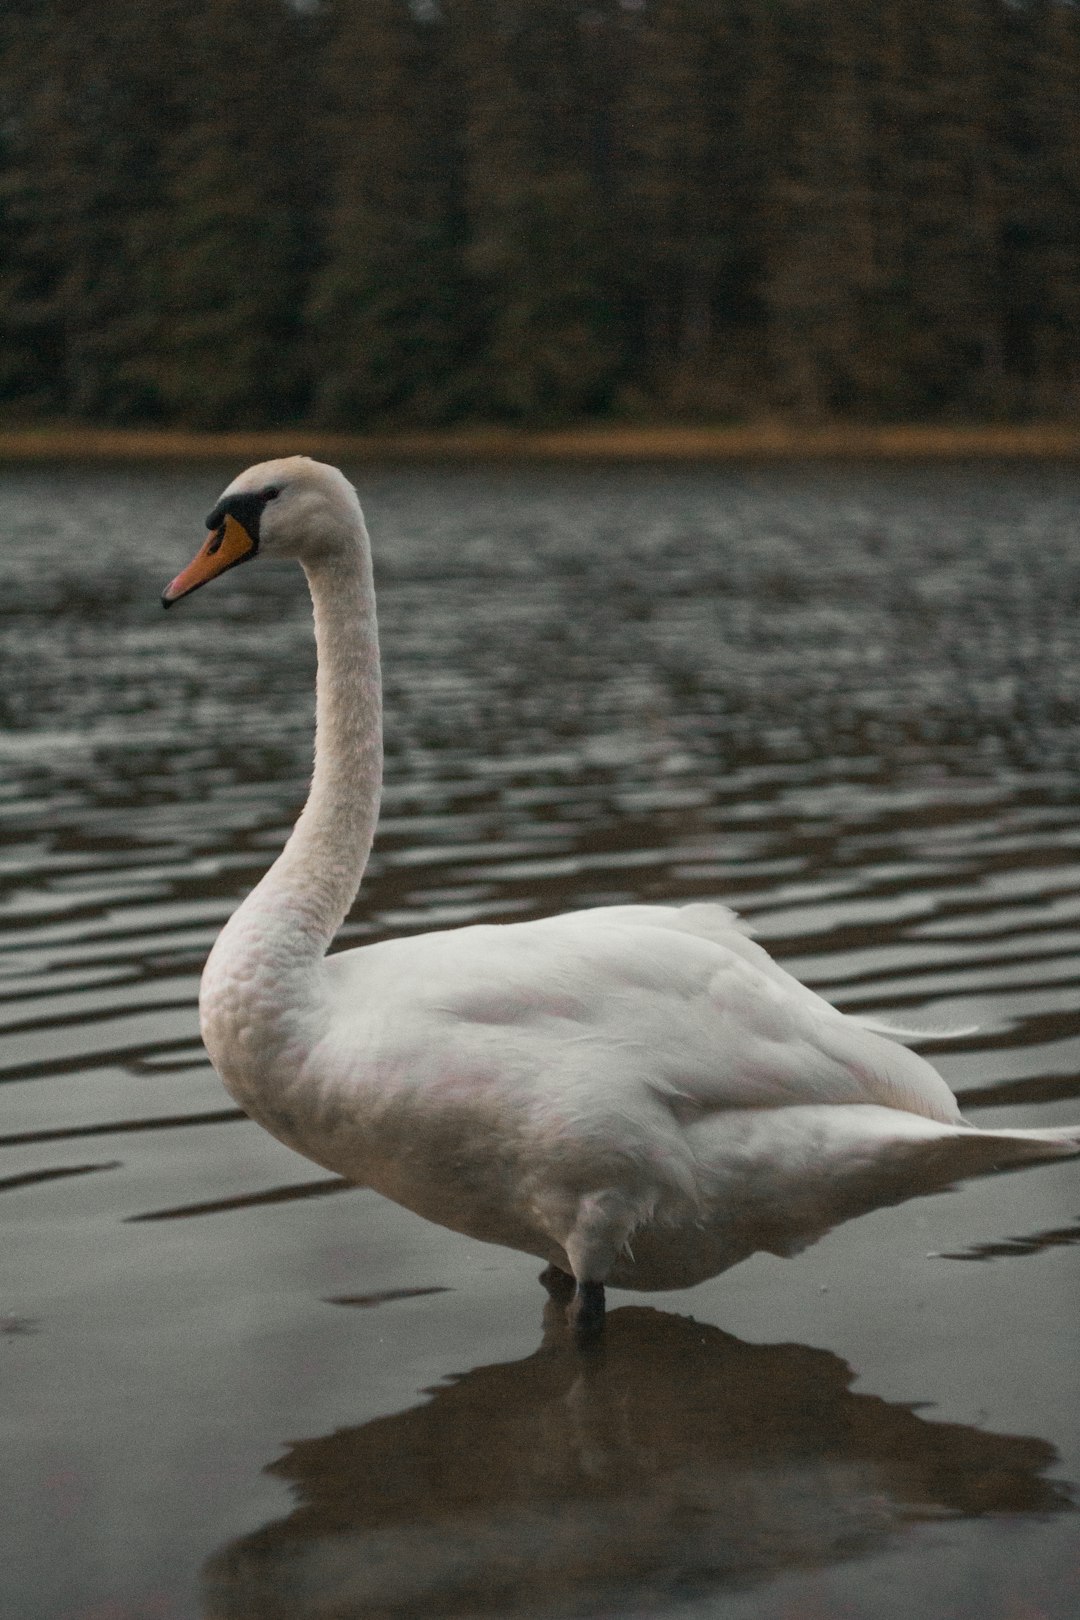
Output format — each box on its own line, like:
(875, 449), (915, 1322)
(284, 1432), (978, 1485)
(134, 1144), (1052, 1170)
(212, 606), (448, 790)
(161, 514), (258, 607)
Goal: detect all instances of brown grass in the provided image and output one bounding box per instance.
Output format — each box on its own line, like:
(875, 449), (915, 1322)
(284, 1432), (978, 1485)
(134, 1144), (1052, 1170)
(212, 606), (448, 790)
(3, 422), (1080, 462)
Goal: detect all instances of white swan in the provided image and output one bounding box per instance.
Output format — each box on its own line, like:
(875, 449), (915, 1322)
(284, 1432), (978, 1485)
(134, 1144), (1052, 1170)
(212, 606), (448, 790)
(163, 457), (1080, 1341)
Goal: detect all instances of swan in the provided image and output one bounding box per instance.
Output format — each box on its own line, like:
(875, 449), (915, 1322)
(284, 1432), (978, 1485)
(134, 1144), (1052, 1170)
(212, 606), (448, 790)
(162, 457), (1080, 1343)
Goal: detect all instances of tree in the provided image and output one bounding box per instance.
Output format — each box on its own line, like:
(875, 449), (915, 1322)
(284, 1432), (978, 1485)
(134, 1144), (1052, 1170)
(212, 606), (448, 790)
(150, 0), (319, 427)
(619, 0), (746, 412)
(2, 0), (1080, 428)
(0, 0), (185, 420)
(998, 0), (1080, 416)
(450, 0), (621, 420)
(308, 0), (466, 425)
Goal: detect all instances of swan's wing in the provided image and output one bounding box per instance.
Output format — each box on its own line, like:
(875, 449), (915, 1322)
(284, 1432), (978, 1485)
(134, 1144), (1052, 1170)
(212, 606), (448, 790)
(565, 919), (965, 1126)
(330, 909), (964, 1127)
(560, 902), (977, 1043)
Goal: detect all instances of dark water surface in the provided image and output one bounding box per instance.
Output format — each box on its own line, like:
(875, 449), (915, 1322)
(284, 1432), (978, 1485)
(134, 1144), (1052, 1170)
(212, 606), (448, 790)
(3, 461), (1080, 1620)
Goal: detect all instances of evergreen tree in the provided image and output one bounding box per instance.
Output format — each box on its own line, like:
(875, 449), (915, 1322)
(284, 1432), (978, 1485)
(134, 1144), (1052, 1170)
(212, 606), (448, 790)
(619, 0), (763, 413)
(762, 0), (882, 421)
(309, 0), (466, 425)
(2, 0), (1080, 428)
(151, 0), (318, 427)
(0, 0), (184, 420)
(1003, 0), (1080, 416)
(896, 0), (1000, 419)
(451, 0), (621, 420)
(0, 0), (66, 411)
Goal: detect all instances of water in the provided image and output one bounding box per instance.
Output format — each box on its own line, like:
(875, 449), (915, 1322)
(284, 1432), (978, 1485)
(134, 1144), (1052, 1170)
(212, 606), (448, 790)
(3, 460), (1080, 1620)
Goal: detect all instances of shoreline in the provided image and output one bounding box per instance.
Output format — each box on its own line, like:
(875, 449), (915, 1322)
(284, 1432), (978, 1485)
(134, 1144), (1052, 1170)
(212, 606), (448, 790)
(2, 422), (1080, 463)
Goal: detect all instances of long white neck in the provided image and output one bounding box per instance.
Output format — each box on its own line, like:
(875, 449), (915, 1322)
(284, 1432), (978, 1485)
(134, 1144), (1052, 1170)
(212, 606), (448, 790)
(268, 537), (382, 952)
(201, 526), (382, 1056)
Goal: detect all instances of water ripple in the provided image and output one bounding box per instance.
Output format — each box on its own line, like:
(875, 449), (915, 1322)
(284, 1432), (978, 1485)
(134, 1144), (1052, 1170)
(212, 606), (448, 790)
(2, 463), (1078, 1299)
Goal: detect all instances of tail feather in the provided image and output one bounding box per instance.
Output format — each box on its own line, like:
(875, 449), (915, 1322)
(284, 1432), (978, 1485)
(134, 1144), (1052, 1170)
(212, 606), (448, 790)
(915, 1125), (1080, 1190)
(852, 1013), (980, 1043)
(972, 1125), (1080, 1162)
(809, 1117), (1080, 1238)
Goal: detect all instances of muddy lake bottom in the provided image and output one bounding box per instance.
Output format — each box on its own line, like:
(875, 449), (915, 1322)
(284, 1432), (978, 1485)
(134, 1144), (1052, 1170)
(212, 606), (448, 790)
(2, 459), (1079, 1619)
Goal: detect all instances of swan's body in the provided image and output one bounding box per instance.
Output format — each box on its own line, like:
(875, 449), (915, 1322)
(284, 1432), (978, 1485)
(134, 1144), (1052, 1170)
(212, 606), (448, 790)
(164, 458), (1080, 1337)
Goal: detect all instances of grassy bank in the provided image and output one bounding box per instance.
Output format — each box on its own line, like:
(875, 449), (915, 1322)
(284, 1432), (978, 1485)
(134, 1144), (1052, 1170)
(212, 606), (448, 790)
(3, 422), (1080, 463)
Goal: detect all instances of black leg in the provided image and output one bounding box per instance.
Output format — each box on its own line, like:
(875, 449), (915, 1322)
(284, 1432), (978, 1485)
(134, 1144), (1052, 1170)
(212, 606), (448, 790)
(539, 1263), (576, 1302)
(567, 1279), (605, 1347)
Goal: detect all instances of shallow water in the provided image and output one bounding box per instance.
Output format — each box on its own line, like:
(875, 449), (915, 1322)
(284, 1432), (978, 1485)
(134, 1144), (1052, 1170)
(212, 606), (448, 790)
(3, 460), (1080, 1620)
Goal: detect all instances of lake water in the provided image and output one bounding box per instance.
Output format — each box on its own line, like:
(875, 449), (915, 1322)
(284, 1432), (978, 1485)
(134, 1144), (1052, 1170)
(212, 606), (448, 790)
(3, 460), (1080, 1620)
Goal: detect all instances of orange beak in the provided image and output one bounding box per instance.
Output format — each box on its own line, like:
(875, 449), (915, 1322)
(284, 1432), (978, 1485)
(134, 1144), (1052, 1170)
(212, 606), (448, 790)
(161, 513), (258, 607)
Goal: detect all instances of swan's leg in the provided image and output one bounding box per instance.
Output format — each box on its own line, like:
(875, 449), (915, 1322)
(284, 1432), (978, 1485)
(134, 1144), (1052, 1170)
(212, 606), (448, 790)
(567, 1280), (606, 1346)
(561, 1191), (637, 1348)
(539, 1269), (604, 1346)
(538, 1263), (576, 1302)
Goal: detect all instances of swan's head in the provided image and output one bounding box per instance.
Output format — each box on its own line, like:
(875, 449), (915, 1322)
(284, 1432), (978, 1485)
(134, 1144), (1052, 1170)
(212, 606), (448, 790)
(162, 456), (362, 607)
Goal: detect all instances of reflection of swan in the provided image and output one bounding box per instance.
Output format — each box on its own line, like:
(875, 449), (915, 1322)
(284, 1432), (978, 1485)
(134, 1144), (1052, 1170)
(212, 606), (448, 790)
(163, 459), (1080, 1340)
(203, 1307), (1071, 1619)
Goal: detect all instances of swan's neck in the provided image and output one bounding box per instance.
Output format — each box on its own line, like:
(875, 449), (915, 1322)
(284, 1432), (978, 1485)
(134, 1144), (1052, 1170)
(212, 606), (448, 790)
(270, 541), (383, 951)
(204, 532), (381, 1041)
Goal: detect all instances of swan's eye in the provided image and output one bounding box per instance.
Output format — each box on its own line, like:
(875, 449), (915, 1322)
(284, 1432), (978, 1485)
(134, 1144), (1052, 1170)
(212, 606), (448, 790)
(263, 486), (282, 500)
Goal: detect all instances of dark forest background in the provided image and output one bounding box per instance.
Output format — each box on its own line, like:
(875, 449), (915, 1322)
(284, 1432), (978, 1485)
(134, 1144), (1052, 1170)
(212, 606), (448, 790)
(3, 0), (1080, 430)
